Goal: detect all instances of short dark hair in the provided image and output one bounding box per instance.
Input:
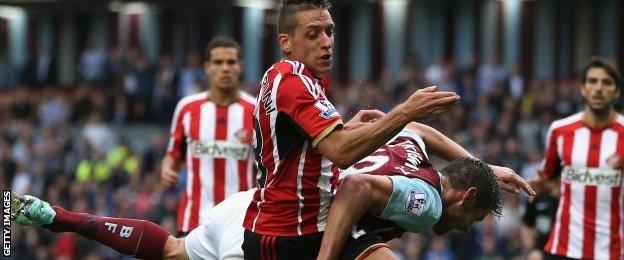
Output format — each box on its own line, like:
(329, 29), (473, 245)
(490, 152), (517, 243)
(277, 0), (331, 35)
(581, 57), (622, 90)
(440, 157), (502, 217)
(204, 36), (241, 61)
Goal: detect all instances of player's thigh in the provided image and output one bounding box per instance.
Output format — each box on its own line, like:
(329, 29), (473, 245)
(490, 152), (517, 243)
(218, 219), (245, 259)
(181, 224), (220, 260)
(340, 227), (388, 260)
(359, 246), (396, 260)
(163, 236), (190, 260)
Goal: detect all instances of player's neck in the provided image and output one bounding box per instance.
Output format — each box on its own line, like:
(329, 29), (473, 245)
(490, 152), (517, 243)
(582, 107), (617, 129)
(208, 87), (239, 106)
(440, 176), (457, 204)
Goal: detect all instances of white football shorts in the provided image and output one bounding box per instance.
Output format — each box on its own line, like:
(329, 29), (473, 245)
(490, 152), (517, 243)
(185, 189), (254, 260)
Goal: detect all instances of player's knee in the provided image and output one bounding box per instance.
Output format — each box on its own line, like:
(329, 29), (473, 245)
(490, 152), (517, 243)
(358, 246), (396, 260)
(163, 236), (189, 260)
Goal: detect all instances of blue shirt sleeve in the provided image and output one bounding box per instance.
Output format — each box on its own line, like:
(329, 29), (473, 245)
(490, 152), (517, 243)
(379, 175), (442, 232)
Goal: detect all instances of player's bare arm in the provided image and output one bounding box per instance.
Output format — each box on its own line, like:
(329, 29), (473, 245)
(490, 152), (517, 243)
(316, 174), (393, 260)
(163, 237), (189, 260)
(405, 122), (470, 161)
(343, 109), (386, 131)
(405, 122), (535, 196)
(317, 87), (459, 169)
(339, 115), (534, 195)
(527, 171), (560, 195)
(161, 155), (182, 188)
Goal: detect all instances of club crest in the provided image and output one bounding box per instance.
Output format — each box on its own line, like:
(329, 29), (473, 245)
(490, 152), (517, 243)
(405, 190), (427, 217)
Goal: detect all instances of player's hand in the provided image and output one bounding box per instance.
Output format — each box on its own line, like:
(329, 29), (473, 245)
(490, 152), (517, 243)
(161, 167), (179, 188)
(350, 109), (385, 123)
(527, 176), (558, 195)
(400, 86), (460, 121)
(527, 177), (545, 195)
(344, 110), (386, 131)
(607, 154), (622, 169)
(490, 165), (536, 196)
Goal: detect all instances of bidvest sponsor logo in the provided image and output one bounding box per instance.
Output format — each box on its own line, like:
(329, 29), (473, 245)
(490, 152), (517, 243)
(190, 140), (250, 160)
(562, 166), (622, 187)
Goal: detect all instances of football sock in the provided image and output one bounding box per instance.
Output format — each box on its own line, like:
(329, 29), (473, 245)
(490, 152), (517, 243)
(44, 206), (169, 260)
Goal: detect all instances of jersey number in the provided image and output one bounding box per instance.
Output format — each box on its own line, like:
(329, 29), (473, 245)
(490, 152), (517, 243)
(253, 117), (268, 188)
(340, 153), (390, 178)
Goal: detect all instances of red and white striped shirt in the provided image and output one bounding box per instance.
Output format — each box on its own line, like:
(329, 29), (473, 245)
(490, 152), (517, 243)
(167, 91), (256, 233)
(243, 60), (343, 236)
(542, 112), (624, 259)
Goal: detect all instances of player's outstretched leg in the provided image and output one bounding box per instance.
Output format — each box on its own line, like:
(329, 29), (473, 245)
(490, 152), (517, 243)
(11, 193), (173, 260)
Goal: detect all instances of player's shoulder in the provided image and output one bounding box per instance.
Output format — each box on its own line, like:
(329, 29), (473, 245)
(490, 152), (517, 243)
(238, 90), (256, 106)
(176, 92), (208, 110)
(391, 129), (426, 149)
(616, 113), (624, 126)
(548, 112), (583, 133)
(273, 60), (306, 76)
(382, 176), (442, 232)
(270, 60), (321, 99)
(273, 60), (315, 85)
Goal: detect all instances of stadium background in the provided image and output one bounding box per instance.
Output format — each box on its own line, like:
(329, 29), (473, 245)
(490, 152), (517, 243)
(0, 0), (622, 259)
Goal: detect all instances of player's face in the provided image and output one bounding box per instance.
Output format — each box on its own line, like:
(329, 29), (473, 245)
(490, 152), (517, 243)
(205, 47), (242, 91)
(280, 8), (334, 77)
(432, 201), (489, 235)
(581, 67), (620, 114)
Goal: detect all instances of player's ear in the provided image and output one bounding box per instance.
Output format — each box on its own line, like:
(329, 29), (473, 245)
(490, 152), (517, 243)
(278, 33), (291, 53)
(461, 187), (478, 208)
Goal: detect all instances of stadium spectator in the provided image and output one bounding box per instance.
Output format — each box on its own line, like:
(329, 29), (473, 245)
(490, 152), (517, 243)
(20, 44), (57, 88)
(77, 42), (107, 86)
(506, 63), (525, 101)
(176, 53), (205, 99)
(0, 50), (10, 89)
(476, 55), (507, 96)
(152, 54), (178, 123)
(0, 137), (16, 187)
(39, 88), (69, 127)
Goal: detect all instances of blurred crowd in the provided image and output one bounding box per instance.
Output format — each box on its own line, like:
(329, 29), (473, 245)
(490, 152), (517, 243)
(0, 45), (618, 259)
(0, 86), (178, 259)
